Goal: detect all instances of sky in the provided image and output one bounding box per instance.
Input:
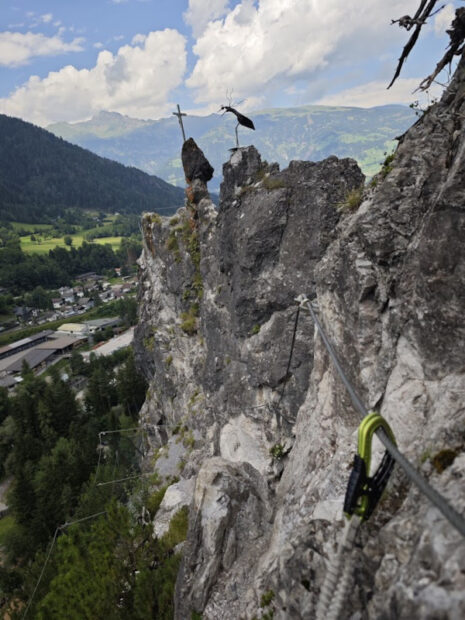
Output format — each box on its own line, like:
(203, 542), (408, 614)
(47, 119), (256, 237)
(0, 0), (461, 127)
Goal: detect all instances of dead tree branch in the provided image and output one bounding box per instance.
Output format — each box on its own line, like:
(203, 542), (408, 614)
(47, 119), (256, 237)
(388, 0), (443, 89)
(417, 8), (465, 91)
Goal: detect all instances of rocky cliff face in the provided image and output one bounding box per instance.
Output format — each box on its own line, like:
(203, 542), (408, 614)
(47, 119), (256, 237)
(134, 53), (465, 619)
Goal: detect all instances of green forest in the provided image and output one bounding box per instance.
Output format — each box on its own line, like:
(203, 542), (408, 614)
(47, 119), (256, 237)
(0, 348), (186, 618)
(0, 114), (184, 223)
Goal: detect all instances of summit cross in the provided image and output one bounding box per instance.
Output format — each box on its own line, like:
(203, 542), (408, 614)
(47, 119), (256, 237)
(173, 104), (187, 142)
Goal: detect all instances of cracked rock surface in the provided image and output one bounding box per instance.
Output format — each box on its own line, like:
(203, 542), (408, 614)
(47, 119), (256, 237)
(135, 52), (465, 620)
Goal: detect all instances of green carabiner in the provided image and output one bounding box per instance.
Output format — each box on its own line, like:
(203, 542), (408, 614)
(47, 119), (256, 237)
(344, 412), (397, 520)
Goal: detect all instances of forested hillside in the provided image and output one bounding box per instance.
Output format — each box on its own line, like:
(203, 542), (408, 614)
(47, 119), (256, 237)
(0, 349), (186, 618)
(0, 114), (185, 222)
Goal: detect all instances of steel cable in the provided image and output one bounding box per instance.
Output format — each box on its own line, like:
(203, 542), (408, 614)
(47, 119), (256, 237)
(303, 298), (465, 538)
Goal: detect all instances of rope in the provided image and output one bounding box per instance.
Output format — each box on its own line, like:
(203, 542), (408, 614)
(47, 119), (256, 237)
(315, 515), (361, 620)
(302, 298), (465, 538)
(22, 511), (107, 618)
(61, 511), (107, 529)
(96, 472), (154, 487)
(274, 306), (301, 428)
(305, 300), (367, 416)
(100, 426), (144, 436)
(327, 548), (356, 620)
(376, 427), (465, 537)
(277, 307), (301, 406)
(95, 442), (103, 485)
(22, 528), (60, 619)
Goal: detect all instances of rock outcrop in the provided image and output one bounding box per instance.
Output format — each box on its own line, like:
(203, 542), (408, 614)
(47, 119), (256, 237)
(182, 138), (214, 184)
(135, 52), (465, 619)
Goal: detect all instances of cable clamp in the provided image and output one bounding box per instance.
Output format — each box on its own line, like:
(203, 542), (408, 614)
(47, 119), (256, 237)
(296, 293), (320, 312)
(343, 412), (397, 521)
(295, 294), (308, 306)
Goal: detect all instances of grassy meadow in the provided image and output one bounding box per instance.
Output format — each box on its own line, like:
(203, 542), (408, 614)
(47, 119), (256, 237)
(19, 232), (123, 253)
(13, 213), (123, 254)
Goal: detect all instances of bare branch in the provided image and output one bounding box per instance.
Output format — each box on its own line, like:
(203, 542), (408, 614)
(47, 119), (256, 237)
(388, 0), (441, 89)
(391, 5), (445, 30)
(412, 0), (430, 23)
(417, 8), (465, 90)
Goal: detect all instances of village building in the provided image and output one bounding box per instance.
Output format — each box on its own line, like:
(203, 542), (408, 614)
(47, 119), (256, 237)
(38, 311), (59, 324)
(0, 333), (86, 386)
(84, 317), (121, 333)
(76, 297), (94, 312)
(0, 330), (54, 361)
(0, 375), (21, 391)
(0, 347), (55, 377)
(56, 323), (89, 338)
(37, 334), (85, 354)
(75, 272), (103, 290)
(58, 287), (75, 304)
(100, 290), (114, 303)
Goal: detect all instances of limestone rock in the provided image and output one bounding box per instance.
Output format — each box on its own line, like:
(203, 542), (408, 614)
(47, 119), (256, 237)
(153, 477), (195, 538)
(175, 458), (271, 619)
(135, 143), (363, 617)
(135, 50), (465, 620)
(182, 137), (214, 184)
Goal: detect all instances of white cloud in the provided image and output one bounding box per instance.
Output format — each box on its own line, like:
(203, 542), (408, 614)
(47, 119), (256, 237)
(94, 42), (104, 49)
(132, 33), (146, 45)
(187, 0), (421, 106)
(184, 0), (231, 37)
(0, 29), (187, 125)
(0, 31), (85, 67)
(315, 78), (444, 108)
(434, 3), (456, 35)
(41, 13), (53, 24)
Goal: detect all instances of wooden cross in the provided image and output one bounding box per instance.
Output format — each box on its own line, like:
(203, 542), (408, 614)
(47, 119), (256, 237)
(173, 104), (187, 142)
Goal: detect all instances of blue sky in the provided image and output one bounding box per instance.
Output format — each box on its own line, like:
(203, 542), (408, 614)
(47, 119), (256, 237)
(0, 1), (461, 126)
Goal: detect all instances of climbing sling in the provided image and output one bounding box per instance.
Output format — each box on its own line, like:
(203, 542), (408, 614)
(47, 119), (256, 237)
(315, 412), (397, 620)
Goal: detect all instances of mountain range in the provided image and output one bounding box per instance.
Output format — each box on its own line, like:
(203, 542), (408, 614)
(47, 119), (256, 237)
(0, 114), (185, 223)
(48, 104), (416, 192)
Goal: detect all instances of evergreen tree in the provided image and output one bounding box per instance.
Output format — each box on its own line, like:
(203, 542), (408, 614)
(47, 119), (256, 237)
(31, 438), (81, 544)
(69, 349), (86, 376)
(116, 352), (147, 418)
(85, 364), (117, 417)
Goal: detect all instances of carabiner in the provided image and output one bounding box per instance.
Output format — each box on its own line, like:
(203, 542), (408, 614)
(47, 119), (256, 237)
(343, 412), (397, 520)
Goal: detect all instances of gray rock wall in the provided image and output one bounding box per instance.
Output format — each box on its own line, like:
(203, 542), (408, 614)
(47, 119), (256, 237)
(135, 52), (465, 619)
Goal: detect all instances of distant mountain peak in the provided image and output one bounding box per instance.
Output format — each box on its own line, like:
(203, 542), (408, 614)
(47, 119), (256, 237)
(94, 110), (124, 119)
(48, 109), (154, 140)
(48, 103), (415, 192)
